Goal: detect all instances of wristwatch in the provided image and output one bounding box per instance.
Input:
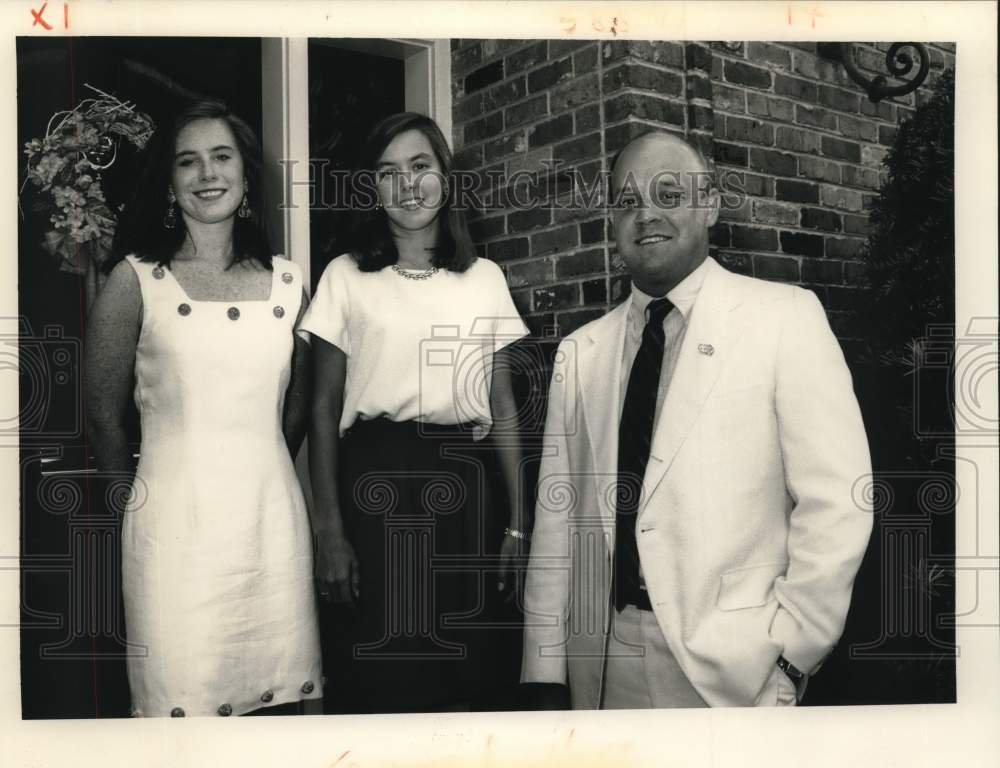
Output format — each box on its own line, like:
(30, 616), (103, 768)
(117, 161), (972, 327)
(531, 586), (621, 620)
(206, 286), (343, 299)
(776, 655), (807, 698)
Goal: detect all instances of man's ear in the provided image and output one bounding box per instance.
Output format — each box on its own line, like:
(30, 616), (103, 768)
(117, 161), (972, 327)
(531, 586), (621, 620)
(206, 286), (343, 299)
(704, 187), (721, 228)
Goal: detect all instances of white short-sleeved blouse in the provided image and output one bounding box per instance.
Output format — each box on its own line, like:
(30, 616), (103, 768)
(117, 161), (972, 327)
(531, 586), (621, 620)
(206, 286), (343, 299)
(297, 254), (529, 439)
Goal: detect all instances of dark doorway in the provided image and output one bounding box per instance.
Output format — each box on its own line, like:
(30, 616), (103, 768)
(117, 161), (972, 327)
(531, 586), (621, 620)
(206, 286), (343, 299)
(306, 41), (405, 282)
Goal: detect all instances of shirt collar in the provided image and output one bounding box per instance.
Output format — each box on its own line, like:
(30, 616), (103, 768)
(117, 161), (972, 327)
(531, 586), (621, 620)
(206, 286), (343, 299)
(629, 256), (713, 324)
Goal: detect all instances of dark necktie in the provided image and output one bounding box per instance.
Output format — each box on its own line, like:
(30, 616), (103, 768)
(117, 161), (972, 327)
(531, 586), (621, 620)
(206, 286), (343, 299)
(615, 296), (674, 612)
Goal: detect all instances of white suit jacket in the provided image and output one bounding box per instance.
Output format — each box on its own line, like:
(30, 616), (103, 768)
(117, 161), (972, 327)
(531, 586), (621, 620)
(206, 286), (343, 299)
(521, 258), (873, 707)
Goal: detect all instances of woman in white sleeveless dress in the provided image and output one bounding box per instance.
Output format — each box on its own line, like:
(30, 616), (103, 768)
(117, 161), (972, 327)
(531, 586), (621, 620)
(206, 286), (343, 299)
(85, 100), (321, 717)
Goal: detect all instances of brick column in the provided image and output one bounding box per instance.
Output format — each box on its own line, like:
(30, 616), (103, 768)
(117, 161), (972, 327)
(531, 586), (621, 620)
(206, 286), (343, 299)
(453, 39), (717, 337)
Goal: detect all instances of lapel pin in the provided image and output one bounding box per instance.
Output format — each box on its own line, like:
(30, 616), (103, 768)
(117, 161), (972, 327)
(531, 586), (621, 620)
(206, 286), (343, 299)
(698, 344), (715, 356)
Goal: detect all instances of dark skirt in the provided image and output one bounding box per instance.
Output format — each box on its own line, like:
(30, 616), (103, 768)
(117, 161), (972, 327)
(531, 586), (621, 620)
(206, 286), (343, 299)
(321, 418), (506, 713)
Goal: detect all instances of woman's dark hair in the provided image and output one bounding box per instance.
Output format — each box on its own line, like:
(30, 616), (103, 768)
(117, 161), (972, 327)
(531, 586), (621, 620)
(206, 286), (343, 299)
(344, 112), (475, 273)
(107, 98), (272, 272)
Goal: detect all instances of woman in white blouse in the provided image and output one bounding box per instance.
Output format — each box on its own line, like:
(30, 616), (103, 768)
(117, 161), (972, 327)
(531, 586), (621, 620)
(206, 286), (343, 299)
(298, 112), (529, 713)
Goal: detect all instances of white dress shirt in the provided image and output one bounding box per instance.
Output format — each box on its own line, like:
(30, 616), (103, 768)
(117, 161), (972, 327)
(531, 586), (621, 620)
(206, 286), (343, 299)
(619, 256), (712, 421)
(619, 256), (712, 588)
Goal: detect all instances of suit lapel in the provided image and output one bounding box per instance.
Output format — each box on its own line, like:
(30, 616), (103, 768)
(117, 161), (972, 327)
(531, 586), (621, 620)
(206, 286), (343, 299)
(639, 261), (748, 514)
(578, 299), (631, 536)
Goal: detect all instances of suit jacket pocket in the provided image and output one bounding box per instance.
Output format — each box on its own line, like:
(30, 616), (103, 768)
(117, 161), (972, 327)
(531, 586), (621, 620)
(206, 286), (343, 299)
(717, 562), (787, 611)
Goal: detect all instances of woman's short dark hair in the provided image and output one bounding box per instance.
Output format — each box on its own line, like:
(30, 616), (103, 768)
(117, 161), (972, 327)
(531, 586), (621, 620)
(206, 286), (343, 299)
(107, 98), (272, 272)
(345, 112), (475, 273)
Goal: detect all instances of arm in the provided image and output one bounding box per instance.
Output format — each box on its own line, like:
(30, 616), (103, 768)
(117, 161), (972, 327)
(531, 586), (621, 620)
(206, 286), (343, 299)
(520, 340), (575, 688)
(84, 260), (141, 475)
(281, 288), (311, 458)
(307, 335), (359, 604)
(490, 347), (527, 594)
(769, 288), (874, 674)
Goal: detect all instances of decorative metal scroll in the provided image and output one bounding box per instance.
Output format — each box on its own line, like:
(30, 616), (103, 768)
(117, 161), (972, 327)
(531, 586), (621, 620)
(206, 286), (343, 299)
(817, 42), (931, 103)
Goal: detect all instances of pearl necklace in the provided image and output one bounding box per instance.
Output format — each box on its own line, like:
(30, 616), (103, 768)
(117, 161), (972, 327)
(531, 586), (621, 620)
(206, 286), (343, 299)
(391, 263), (439, 280)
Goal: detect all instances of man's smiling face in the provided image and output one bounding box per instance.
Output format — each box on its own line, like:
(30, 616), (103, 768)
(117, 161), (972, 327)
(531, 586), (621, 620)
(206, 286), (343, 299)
(611, 133), (720, 297)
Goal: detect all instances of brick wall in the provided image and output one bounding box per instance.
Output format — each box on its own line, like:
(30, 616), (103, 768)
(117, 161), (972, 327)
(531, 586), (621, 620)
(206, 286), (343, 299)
(450, 39), (955, 340)
(706, 41), (954, 340)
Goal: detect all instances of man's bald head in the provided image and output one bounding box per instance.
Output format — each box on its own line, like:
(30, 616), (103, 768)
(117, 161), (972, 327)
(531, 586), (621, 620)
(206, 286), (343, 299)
(611, 131), (714, 187)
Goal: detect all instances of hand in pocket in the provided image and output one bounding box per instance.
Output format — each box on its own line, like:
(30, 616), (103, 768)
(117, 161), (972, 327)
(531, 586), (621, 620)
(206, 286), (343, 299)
(776, 668), (799, 706)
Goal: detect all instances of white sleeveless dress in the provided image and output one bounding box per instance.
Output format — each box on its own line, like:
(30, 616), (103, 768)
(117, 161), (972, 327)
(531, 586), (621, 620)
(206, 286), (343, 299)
(122, 255), (322, 717)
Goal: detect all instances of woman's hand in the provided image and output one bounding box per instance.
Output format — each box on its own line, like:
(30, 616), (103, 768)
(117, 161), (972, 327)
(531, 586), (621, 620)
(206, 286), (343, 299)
(315, 529), (360, 605)
(307, 337), (353, 604)
(497, 530), (527, 599)
(490, 354), (529, 601)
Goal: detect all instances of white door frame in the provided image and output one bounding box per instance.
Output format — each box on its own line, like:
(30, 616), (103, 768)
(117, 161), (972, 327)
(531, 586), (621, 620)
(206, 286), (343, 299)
(260, 38), (451, 290)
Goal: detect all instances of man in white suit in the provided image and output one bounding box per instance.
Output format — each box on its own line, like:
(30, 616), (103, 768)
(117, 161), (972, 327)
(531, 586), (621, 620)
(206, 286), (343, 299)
(520, 131), (873, 708)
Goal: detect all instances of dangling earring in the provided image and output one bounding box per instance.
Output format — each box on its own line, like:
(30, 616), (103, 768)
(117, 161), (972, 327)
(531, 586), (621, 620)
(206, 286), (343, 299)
(238, 179), (251, 219)
(163, 188), (177, 230)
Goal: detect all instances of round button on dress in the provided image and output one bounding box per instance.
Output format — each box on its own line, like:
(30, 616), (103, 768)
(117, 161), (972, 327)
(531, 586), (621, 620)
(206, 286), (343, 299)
(152, 266), (165, 280)
(217, 703), (233, 717)
(178, 303), (191, 316)
(227, 306), (240, 321)
(170, 707), (185, 718)
(260, 690), (274, 704)
(301, 681), (314, 694)
(281, 272), (293, 284)
(273, 306), (285, 319)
